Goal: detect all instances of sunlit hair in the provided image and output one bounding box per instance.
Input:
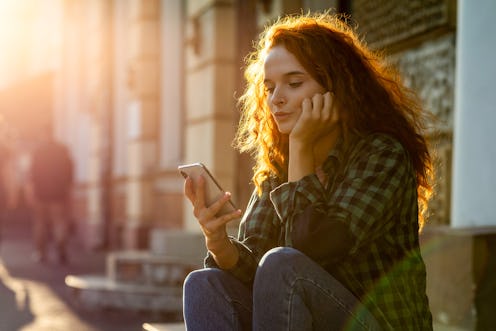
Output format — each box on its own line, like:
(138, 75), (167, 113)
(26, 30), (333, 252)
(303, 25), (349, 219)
(234, 12), (433, 228)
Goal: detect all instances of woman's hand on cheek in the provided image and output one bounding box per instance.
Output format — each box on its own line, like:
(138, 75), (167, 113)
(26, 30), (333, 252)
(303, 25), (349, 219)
(289, 91), (339, 145)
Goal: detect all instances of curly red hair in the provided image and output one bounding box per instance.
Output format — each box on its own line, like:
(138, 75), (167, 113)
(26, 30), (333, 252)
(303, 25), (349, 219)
(234, 12), (433, 228)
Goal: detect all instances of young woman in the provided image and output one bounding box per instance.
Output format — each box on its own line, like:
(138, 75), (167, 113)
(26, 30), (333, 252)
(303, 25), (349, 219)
(182, 12), (433, 331)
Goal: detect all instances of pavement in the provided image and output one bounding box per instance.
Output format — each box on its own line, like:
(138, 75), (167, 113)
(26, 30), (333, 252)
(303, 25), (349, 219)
(0, 209), (160, 331)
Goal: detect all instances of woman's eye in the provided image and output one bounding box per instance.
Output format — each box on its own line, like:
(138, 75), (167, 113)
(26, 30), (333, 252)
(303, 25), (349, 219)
(289, 82), (302, 88)
(265, 87), (274, 94)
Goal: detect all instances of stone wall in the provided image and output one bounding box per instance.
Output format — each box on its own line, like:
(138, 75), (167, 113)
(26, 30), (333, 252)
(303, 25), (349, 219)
(352, 0), (456, 225)
(352, 0), (455, 50)
(182, 0), (238, 232)
(390, 35), (455, 225)
(124, 0), (161, 248)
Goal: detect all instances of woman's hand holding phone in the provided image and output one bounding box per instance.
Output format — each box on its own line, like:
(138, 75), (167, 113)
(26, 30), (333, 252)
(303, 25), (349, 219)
(184, 175), (241, 242)
(183, 174), (241, 269)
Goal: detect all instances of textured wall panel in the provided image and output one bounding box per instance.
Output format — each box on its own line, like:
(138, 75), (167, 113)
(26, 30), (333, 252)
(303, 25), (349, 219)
(352, 0), (452, 49)
(388, 34), (455, 225)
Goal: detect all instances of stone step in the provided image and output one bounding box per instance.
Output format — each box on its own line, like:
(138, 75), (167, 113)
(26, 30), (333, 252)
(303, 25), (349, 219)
(106, 229), (206, 285)
(149, 229), (206, 261)
(64, 230), (206, 314)
(65, 274), (183, 313)
(142, 322), (185, 331)
(107, 250), (200, 286)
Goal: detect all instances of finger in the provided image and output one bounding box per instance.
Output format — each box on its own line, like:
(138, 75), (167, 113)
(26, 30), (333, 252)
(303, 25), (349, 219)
(311, 93), (324, 118)
(202, 192), (233, 220)
(329, 92), (340, 123)
(185, 177), (204, 218)
(301, 97), (312, 117)
(204, 209), (242, 231)
(322, 91), (332, 121)
(184, 177), (196, 202)
(194, 175), (206, 208)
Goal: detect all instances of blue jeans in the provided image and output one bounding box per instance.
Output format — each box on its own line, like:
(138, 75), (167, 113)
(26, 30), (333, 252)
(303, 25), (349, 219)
(183, 247), (382, 331)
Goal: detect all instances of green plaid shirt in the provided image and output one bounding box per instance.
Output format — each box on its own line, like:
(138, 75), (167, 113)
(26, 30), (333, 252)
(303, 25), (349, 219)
(206, 133), (432, 330)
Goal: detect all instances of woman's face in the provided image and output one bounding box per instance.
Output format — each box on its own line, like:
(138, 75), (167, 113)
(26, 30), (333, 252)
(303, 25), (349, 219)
(263, 45), (326, 134)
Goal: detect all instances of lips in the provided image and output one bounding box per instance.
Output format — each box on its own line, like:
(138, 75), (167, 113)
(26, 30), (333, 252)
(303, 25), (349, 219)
(273, 112), (292, 120)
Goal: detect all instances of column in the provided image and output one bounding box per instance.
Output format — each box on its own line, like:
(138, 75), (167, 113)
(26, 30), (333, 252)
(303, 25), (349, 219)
(448, 1), (496, 329)
(451, 0), (496, 227)
(183, 0), (237, 231)
(125, 0), (160, 248)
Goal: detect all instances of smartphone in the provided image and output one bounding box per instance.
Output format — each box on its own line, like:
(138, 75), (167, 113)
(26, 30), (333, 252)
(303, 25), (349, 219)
(178, 162), (237, 217)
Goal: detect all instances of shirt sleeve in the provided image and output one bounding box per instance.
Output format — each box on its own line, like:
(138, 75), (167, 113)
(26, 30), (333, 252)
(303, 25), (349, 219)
(270, 134), (411, 258)
(270, 174), (325, 223)
(205, 181), (280, 284)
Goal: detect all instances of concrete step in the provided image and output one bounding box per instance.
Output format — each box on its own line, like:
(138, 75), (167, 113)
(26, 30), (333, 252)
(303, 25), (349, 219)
(65, 274), (183, 313)
(105, 229), (206, 285)
(149, 229), (206, 263)
(107, 250), (200, 286)
(64, 230), (206, 314)
(142, 322), (185, 331)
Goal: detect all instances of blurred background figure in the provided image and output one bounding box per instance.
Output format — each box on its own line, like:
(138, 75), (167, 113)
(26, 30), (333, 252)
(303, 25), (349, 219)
(26, 126), (73, 264)
(0, 138), (14, 250)
(0, 118), (20, 251)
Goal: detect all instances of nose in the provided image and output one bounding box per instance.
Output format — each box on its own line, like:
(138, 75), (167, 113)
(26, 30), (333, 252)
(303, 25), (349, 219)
(270, 87), (286, 106)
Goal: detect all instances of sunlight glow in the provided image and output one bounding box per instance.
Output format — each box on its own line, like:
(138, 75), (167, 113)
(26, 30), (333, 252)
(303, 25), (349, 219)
(0, 0), (62, 89)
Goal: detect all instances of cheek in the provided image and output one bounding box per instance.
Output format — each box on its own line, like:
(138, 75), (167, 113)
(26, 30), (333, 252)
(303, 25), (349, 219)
(292, 94), (308, 109)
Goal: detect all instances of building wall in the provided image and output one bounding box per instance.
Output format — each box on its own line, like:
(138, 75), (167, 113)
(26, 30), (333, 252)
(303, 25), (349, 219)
(59, 0), (110, 249)
(59, 0), (187, 249)
(352, 0), (457, 226)
(153, 0), (186, 231)
(56, 0), (459, 246)
(182, 0), (239, 232)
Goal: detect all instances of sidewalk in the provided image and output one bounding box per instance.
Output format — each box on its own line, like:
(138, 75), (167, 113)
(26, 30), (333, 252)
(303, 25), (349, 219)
(0, 209), (155, 331)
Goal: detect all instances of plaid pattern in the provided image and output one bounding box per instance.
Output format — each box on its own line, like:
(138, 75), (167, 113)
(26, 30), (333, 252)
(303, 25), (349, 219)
(205, 133), (432, 330)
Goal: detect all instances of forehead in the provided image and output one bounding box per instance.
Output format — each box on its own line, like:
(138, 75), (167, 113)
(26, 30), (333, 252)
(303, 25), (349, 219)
(263, 45), (306, 78)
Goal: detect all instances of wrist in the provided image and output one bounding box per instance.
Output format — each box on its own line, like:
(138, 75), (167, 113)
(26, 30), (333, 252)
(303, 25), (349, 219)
(289, 139), (313, 163)
(206, 233), (230, 253)
(288, 137), (310, 151)
(288, 140), (315, 181)
(207, 236), (239, 269)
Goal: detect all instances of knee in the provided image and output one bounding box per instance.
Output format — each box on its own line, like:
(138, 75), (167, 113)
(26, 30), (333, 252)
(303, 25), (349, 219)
(184, 268), (214, 294)
(253, 247), (305, 302)
(183, 268), (229, 297)
(183, 269), (203, 293)
(255, 247), (304, 283)
(258, 247), (302, 271)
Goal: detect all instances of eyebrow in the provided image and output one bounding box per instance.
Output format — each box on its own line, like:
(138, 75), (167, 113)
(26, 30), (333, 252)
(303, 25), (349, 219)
(263, 70), (306, 84)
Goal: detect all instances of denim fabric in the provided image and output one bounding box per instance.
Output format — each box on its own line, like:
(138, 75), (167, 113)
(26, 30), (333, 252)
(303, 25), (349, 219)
(183, 268), (253, 331)
(183, 247), (383, 331)
(253, 247), (383, 331)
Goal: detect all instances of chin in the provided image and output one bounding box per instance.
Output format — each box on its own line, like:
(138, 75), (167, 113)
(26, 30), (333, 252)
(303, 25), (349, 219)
(274, 121), (295, 134)
(276, 125), (293, 135)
